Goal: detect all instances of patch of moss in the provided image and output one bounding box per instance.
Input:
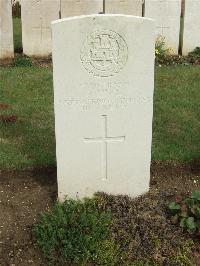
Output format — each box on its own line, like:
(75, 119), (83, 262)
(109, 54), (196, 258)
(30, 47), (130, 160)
(32, 196), (120, 265)
(169, 240), (194, 266)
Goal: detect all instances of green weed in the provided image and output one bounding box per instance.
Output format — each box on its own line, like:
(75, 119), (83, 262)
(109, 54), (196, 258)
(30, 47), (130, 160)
(32, 197), (118, 265)
(12, 55), (33, 67)
(168, 190), (200, 235)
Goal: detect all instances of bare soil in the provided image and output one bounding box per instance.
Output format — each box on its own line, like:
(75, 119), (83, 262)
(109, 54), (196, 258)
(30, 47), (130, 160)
(0, 160), (200, 266)
(0, 167), (56, 266)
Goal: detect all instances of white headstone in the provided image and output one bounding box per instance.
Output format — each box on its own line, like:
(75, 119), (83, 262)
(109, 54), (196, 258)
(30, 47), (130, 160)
(21, 0), (60, 57)
(61, 0), (103, 17)
(0, 0), (14, 59)
(145, 0), (181, 54)
(105, 0), (143, 16)
(182, 0), (200, 55)
(52, 15), (155, 201)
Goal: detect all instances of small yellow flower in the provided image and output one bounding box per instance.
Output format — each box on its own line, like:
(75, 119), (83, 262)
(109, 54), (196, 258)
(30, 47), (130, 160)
(155, 49), (160, 55)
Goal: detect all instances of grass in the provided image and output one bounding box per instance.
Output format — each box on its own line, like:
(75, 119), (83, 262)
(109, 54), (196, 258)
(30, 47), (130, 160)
(13, 17), (22, 52)
(0, 64), (55, 169)
(0, 63), (199, 170)
(153, 66), (200, 160)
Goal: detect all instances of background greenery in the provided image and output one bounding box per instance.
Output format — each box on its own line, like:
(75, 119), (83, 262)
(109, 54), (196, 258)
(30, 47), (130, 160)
(153, 65), (199, 160)
(0, 64), (199, 170)
(13, 17), (22, 53)
(0, 65), (55, 169)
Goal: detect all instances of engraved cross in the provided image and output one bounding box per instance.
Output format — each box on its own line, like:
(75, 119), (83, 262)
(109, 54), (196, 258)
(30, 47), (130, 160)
(33, 17), (49, 44)
(84, 115), (125, 180)
(157, 25), (170, 35)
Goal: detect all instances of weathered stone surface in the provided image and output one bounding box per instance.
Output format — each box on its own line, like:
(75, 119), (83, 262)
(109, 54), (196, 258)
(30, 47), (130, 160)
(21, 0), (60, 57)
(0, 0), (14, 59)
(182, 0), (200, 55)
(145, 0), (181, 54)
(61, 0), (103, 17)
(105, 0), (143, 16)
(52, 15), (155, 200)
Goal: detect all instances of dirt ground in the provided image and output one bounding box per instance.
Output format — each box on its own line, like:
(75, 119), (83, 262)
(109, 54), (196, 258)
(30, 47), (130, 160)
(0, 161), (200, 266)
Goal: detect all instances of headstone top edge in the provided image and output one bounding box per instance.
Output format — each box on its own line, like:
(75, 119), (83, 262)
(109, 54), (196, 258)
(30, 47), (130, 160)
(51, 14), (155, 26)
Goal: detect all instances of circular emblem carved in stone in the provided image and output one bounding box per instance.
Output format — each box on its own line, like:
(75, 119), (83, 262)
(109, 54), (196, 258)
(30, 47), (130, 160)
(80, 30), (128, 77)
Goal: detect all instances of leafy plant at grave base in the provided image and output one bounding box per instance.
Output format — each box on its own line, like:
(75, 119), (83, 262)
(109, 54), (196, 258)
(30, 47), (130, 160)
(188, 47), (200, 57)
(12, 55), (33, 67)
(32, 196), (119, 265)
(167, 190), (200, 236)
(155, 35), (170, 59)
